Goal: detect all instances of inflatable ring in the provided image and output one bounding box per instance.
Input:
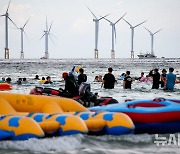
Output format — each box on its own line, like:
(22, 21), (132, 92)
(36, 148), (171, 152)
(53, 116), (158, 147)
(0, 83), (12, 91)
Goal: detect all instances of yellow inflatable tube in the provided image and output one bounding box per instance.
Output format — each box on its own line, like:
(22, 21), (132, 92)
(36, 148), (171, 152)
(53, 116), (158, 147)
(75, 112), (135, 135)
(38, 80), (46, 83)
(0, 92), (135, 136)
(27, 113), (88, 135)
(0, 93), (88, 137)
(0, 92), (87, 113)
(0, 115), (44, 140)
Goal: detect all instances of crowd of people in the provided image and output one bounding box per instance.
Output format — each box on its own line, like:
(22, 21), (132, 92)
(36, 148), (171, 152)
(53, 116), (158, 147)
(61, 68), (87, 97)
(0, 77), (28, 85)
(32, 67), (88, 97)
(101, 67), (180, 91)
(78, 66), (179, 92)
(0, 74), (53, 85)
(1, 66), (180, 95)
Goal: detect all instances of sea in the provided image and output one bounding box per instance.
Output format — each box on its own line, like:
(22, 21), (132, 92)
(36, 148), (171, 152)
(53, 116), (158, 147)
(0, 58), (180, 154)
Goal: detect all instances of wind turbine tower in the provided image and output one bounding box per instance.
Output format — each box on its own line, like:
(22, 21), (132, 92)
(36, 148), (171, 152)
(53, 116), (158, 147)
(18, 18), (30, 59)
(0, 0), (18, 59)
(123, 19), (147, 59)
(41, 18), (53, 59)
(103, 13), (126, 59)
(145, 28), (162, 56)
(87, 7), (109, 59)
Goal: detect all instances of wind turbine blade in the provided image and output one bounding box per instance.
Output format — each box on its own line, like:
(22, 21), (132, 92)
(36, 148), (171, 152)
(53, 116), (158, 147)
(114, 26), (117, 43)
(123, 18), (132, 27)
(40, 34), (45, 39)
(23, 17), (31, 29)
(15, 27), (20, 30)
(8, 17), (18, 28)
(153, 29), (162, 35)
(134, 20), (147, 28)
(48, 21), (53, 33)
(6, 0), (11, 13)
(87, 6), (97, 19)
(115, 12), (127, 24)
(144, 27), (152, 34)
(98, 14), (110, 21)
(102, 17), (111, 23)
(46, 16), (48, 31)
(49, 34), (55, 45)
(49, 32), (57, 39)
(1, 14), (6, 17)
(23, 30), (30, 43)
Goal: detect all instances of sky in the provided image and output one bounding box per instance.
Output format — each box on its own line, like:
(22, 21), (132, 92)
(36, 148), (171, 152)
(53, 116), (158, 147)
(0, 0), (180, 59)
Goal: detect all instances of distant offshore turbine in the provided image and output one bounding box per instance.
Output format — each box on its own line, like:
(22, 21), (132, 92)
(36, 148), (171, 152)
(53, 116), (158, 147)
(17, 18), (30, 59)
(87, 7), (109, 59)
(145, 27), (162, 56)
(0, 0), (18, 59)
(123, 19), (147, 59)
(0, 1), (164, 59)
(40, 17), (54, 59)
(103, 13), (126, 59)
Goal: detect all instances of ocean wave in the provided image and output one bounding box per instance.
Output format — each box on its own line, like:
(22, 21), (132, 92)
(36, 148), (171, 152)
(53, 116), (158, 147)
(0, 134), (84, 153)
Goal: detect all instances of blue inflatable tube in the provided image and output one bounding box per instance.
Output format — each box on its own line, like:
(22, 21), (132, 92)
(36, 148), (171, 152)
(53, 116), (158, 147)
(89, 98), (180, 134)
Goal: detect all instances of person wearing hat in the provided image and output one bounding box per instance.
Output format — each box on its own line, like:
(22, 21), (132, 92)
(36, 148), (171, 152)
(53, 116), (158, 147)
(70, 66), (81, 81)
(61, 72), (79, 97)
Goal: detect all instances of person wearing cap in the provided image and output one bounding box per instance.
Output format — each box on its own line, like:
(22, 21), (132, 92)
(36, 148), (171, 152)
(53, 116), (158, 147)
(61, 72), (79, 97)
(70, 66), (81, 81)
(102, 67), (116, 89)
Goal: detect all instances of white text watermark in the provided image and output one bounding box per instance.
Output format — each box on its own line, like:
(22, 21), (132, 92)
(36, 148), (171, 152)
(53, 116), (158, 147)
(154, 134), (180, 146)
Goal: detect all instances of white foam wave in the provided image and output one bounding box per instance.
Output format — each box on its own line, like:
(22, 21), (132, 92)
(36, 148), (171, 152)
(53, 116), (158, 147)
(0, 134), (84, 153)
(95, 134), (153, 143)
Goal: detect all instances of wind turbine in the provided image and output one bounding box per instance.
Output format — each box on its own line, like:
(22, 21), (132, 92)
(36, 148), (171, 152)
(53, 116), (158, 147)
(145, 28), (162, 56)
(87, 7), (109, 59)
(40, 18), (53, 59)
(18, 18), (30, 59)
(103, 13), (126, 59)
(0, 0), (18, 59)
(123, 19), (147, 59)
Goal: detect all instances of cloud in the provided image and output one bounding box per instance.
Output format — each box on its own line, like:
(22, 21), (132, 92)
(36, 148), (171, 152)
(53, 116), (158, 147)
(8, 3), (32, 24)
(116, 0), (125, 7)
(71, 18), (92, 34)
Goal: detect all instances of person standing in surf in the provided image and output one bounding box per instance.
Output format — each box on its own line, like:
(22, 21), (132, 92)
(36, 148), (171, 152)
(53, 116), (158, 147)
(160, 69), (167, 88)
(123, 71), (133, 89)
(164, 67), (176, 91)
(102, 67), (116, 89)
(78, 68), (87, 85)
(150, 68), (160, 89)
